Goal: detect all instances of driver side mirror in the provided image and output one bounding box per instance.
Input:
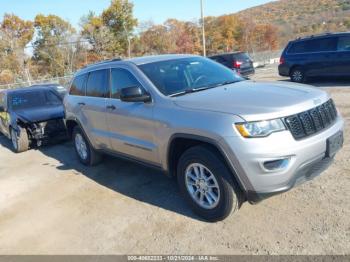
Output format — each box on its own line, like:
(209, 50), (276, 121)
(120, 86), (151, 103)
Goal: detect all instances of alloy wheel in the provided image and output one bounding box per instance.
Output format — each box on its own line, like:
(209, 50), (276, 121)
(75, 133), (88, 160)
(185, 163), (221, 209)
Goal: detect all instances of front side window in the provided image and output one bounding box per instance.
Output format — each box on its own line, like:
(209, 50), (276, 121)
(70, 74), (87, 96)
(138, 57), (244, 96)
(337, 36), (350, 51)
(86, 70), (109, 98)
(10, 90), (61, 110)
(111, 68), (141, 99)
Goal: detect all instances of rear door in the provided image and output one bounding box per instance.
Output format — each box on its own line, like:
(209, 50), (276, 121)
(105, 67), (158, 164)
(81, 69), (110, 149)
(335, 35), (350, 76)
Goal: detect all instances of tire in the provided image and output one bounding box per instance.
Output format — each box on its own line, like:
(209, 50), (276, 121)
(177, 145), (243, 222)
(11, 127), (29, 153)
(72, 126), (102, 166)
(290, 67), (306, 83)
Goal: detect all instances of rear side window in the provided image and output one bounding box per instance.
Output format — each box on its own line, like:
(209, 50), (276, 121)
(233, 53), (251, 61)
(211, 56), (226, 63)
(70, 74), (87, 96)
(288, 38), (337, 54)
(86, 70), (109, 98)
(337, 36), (350, 51)
(111, 68), (141, 99)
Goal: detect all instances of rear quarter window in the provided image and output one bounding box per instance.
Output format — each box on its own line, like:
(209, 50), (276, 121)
(70, 74), (87, 96)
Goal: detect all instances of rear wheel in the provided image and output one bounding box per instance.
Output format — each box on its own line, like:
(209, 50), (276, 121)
(290, 67), (306, 83)
(177, 145), (243, 222)
(73, 126), (102, 166)
(11, 127), (29, 153)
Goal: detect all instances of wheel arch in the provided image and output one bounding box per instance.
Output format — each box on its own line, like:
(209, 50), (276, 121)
(166, 133), (246, 193)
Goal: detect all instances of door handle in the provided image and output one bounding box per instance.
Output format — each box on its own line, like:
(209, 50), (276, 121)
(106, 105), (116, 110)
(78, 102), (86, 106)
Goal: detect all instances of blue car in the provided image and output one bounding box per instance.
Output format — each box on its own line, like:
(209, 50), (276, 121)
(0, 86), (67, 153)
(279, 32), (350, 83)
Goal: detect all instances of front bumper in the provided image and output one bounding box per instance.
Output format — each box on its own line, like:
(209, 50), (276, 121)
(236, 68), (255, 77)
(30, 119), (68, 143)
(220, 115), (344, 203)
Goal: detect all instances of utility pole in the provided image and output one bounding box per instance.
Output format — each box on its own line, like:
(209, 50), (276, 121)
(200, 0), (206, 57)
(123, 23), (131, 59)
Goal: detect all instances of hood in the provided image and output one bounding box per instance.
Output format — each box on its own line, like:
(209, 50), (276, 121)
(173, 81), (329, 122)
(15, 105), (65, 123)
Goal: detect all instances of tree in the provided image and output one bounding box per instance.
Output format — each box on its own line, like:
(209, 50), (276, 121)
(101, 0), (137, 56)
(32, 14), (76, 77)
(0, 14), (34, 83)
(80, 11), (116, 61)
(139, 23), (171, 54)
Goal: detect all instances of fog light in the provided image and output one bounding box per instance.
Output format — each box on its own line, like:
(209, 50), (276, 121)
(263, 158), (290, 171)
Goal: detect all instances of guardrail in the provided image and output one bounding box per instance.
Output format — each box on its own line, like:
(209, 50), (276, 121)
(250, 50), (282, 68)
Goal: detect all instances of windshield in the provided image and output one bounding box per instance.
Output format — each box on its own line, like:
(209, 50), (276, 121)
(138, 57), (244, 96)
(9, 90), (62, 110)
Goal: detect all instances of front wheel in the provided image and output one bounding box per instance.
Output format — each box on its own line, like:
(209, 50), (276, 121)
(73, 126), (102, 166)
(177, 145), (243, 222)
(11, 127), (29, 153)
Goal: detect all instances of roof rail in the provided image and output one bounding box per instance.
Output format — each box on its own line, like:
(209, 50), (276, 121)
(296, 32), (335, 41)
(83, 58), (122, 68)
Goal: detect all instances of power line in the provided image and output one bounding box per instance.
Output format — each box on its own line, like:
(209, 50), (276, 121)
(24, 39), (92, 49)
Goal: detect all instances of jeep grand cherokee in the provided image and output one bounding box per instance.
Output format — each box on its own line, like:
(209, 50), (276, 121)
(64, 55), (344, 222)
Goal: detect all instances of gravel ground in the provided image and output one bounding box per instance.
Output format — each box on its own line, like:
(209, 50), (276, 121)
(0, 66), (349, 255)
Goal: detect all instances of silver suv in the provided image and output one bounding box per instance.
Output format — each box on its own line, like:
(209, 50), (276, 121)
(64, 55), (344, 221)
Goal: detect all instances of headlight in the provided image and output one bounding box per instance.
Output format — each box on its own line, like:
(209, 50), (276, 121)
(235, 119), (286, 138)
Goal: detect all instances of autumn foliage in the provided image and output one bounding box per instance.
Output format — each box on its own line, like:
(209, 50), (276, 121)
(0, 0), (349, 85)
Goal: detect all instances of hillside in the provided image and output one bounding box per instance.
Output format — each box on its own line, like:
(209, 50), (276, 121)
(237, 0), (350, 45)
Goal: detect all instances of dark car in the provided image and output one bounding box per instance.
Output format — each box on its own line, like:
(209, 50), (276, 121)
(279, 32), (350, 83)
(209, 52), (255, 77)
(0, 86), (67, 153)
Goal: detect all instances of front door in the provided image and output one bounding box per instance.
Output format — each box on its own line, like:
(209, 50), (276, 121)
(105, 67), (158, 165)
(335, 36), (350, 76)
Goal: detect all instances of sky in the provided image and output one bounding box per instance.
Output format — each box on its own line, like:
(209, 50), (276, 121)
(0, 0), (273, 29)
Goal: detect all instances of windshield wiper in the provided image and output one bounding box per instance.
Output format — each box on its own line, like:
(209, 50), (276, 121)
(170, 88), (198, 97)
(169, 80), (240, 97)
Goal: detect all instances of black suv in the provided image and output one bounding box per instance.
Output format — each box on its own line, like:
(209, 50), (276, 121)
(279, 32), (350, 83)
(209, 52), (255, 77)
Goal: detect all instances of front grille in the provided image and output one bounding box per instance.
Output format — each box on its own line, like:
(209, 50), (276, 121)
(285, 99), (338, 140)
